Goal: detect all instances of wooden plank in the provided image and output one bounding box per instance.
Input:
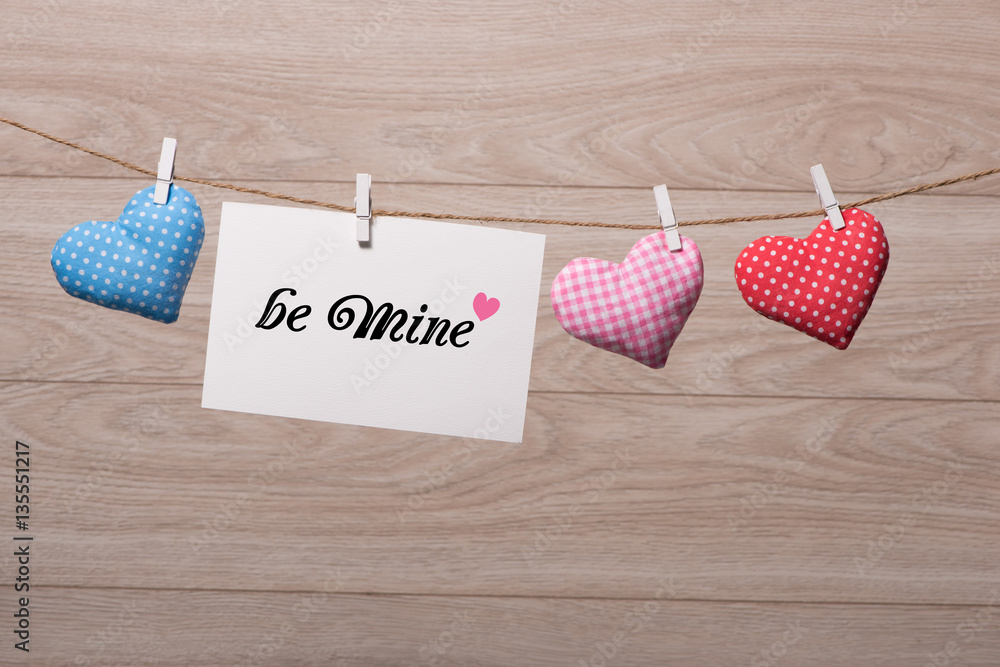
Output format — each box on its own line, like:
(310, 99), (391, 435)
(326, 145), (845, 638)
(2, 177), (998, 401)
(3, 3), (998, 663)
(1, 2), (999, 193)
(17, 587), (1000, 666)
(3, 382), (998, 604)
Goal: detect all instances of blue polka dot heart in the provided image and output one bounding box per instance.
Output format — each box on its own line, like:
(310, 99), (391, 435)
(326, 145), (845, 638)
(50, 184), (205, 323)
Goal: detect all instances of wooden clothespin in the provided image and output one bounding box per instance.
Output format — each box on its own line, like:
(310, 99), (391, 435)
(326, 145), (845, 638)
(355, 173), (372, 243)
(810, 164), (845, 230)
(153, 137), (177, 205)
(653, 184), (683, 252)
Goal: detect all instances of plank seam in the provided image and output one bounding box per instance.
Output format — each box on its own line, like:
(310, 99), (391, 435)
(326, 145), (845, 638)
(28, 585), (999, 608)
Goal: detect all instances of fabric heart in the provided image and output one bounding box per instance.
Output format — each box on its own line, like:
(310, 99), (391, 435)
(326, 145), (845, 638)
(51, 184), (204, 323)
(734, 207), (889, 349)
(551, 231), (703, 369)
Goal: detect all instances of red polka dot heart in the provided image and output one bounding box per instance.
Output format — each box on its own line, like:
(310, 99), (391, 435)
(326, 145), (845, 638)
(734, 208), (889, 349)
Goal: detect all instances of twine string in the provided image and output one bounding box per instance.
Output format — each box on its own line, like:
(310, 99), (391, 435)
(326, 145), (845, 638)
(3, 116), (998, 230)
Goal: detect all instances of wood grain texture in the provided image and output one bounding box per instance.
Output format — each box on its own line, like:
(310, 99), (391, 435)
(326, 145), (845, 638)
(1, 2), (999, 193)
(1, 0), (998, 664)
(11, 587), (1000, 667)
(2, 178), (999, 400)
(2, 382), (997, 605)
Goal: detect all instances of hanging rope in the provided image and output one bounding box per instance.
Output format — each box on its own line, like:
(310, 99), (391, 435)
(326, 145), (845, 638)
(3, 116), (997, 230)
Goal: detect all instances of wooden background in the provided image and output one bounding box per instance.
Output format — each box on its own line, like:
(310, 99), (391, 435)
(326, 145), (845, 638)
(2, 1), (999, 664)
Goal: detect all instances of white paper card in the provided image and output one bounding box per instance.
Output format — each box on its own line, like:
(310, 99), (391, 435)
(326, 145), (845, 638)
(202, 202), (545, 443)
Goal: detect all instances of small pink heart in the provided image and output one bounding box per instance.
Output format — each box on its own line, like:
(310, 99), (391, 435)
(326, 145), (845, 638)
(473, 292), (500, 321)
(551, 232), (703, 369)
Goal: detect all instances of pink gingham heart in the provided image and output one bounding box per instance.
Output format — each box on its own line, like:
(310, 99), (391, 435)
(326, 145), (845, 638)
(551, 232), (703, 369)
